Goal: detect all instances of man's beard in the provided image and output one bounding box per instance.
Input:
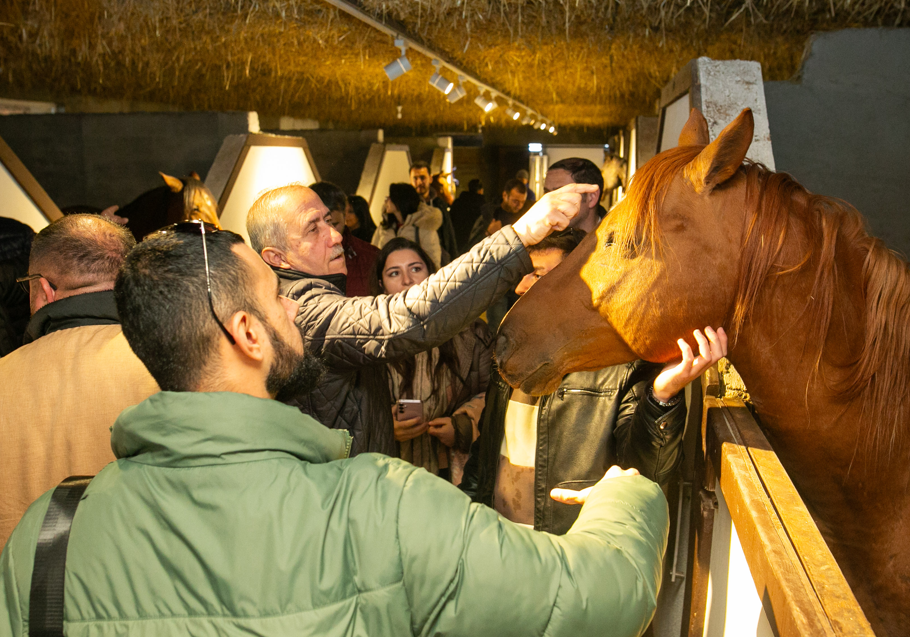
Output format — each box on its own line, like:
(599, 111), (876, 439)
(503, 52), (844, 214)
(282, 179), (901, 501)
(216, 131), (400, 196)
(262, 319), (325, 401)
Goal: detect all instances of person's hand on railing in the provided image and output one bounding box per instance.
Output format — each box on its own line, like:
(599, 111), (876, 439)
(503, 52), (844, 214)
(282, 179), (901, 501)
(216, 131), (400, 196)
(549, 465), (640, 505)
(511, 183), (599, 246)
(652, 326), (727, 404)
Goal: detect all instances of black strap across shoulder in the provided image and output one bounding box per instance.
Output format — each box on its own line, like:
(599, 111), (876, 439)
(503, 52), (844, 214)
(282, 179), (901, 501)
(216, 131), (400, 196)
(29, 476), (93, 637)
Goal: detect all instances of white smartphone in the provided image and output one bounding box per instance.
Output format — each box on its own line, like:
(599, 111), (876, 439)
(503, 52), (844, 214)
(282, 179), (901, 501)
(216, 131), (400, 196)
(396, 399), (423, 421)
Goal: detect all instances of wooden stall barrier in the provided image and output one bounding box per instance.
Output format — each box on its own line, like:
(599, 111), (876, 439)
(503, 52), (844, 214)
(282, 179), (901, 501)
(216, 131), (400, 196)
(683, 367), (873, 636)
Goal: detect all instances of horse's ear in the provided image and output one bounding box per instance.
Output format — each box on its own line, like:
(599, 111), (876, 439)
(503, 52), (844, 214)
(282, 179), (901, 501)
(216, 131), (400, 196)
(678, 109), (709, 147)
(684, 109), (754, 195)
(188, 171), (202, 181)
(160, 172), (184, 193)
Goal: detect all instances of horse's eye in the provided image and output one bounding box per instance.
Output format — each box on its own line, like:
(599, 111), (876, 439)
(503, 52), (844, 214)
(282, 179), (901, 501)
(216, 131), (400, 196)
(605, 233), (615, 248)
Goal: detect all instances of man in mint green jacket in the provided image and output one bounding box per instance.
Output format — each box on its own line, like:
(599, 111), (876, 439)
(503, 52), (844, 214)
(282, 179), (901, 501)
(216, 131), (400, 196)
(0, 225), (669, 637)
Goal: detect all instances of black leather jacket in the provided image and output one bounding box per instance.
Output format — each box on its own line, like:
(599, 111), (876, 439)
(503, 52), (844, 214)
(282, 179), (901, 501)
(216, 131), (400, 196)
(461, 360), (686, 535)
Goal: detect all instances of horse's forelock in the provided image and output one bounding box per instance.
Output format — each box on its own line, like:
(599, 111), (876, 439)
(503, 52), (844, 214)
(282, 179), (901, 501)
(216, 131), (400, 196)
(613, 144), (703, 257)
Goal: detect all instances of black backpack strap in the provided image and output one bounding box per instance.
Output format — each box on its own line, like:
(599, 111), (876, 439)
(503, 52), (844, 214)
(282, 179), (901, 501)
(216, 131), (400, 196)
(29, 476), (93, 637)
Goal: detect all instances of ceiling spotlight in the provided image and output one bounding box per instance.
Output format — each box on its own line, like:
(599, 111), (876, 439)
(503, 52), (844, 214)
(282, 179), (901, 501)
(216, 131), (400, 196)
(384, 37), (411, 81)
(539, 121), (547, 131)
(474, 92), (497, 113)
(505, 106), (520, 121)
(520, 114), (531, 125)
(548, 125), (556, 134)
(447, 79), (467, 103)
(429, 60), (454, 95)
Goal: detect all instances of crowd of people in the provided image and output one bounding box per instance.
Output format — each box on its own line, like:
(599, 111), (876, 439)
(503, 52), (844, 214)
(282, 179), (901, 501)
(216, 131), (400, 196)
(0, 155), (727, 637)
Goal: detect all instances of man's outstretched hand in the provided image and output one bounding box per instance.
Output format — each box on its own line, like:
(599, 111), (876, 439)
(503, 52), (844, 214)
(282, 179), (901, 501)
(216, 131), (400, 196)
(549, 465), (640, 505)
(512, 183), (599, 246)
(652, 327), (727, 403)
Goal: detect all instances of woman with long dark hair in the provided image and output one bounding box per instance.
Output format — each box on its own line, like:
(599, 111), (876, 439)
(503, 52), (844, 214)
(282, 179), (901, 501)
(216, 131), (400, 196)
(345, 194), (377, 244)
(371, 183), (443, 269)
(370, 237), (491, 483)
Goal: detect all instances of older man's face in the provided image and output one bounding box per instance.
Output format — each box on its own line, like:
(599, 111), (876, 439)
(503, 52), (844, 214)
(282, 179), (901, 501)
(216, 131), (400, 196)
(281, 191), (346, 276)
(410, 167), (431, 199)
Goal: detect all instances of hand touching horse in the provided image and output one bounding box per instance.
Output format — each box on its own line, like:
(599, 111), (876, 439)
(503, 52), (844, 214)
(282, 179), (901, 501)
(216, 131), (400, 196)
(496, 108), (910, 635)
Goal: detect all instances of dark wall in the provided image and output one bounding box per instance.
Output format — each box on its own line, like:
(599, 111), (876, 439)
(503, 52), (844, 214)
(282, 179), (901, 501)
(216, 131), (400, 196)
(0, 112), (252, 210)
(292, 129), (382, 194)
(765, 28), (910, 258)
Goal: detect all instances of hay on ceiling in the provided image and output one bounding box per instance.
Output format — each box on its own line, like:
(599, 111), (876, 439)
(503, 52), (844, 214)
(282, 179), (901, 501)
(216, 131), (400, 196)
(0, 0), (904, 134)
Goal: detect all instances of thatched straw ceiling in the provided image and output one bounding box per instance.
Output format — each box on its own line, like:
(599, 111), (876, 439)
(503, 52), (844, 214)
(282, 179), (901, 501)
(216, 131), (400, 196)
(0, 1), (904, 134)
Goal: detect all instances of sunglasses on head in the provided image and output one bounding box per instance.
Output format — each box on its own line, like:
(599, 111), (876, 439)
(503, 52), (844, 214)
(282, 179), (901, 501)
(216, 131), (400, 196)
(14, 273), (58, 295)
(154, 221), (236, 345)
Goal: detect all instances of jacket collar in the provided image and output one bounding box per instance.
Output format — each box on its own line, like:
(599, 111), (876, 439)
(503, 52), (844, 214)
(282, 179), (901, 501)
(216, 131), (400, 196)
(271, 265), (347, 295)
(23, 290), (119, 344)
(111, 391), (352, 467)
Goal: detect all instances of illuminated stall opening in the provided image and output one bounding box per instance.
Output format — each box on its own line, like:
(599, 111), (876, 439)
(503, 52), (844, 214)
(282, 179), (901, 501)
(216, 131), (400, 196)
(355, 143), (413, 226)
(206, 134), (321, 245)
(0, 134), (62, 232)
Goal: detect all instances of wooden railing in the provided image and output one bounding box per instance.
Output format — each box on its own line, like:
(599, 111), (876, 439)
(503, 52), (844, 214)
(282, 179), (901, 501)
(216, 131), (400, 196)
(681, 367), (874, 637)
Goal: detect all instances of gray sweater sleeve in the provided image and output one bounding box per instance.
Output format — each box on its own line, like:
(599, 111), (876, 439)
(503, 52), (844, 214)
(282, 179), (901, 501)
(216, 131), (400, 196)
(290, 227), (532, 370)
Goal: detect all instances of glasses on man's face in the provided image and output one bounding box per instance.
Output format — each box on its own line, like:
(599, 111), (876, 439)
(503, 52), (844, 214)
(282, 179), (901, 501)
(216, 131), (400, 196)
(155, 221), (236, 345)
(15, 273), (57, 295)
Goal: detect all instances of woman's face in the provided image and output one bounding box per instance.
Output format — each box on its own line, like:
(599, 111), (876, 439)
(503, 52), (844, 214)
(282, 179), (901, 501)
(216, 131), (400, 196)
(344, 202), (359, 230)
(382, 249), (430, 294)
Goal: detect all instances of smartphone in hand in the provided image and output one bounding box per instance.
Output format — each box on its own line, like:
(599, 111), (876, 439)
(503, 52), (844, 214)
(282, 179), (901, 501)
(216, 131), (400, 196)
(396, 399), (423, 422)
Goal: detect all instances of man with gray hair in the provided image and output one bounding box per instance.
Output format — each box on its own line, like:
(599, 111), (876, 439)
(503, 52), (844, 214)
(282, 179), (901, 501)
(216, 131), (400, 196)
(0, 214), (159, 548)
(247, 182), (596, 457)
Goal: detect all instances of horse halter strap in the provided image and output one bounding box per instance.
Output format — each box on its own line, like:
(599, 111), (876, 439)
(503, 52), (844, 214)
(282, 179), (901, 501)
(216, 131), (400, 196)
(29, 476), (93, 637)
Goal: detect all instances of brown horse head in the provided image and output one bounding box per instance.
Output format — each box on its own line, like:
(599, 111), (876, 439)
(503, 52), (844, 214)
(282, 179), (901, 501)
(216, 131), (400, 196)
(160, 171), (221, 228)
(119, 172), (222, 240)
(498, 108), (754, 395)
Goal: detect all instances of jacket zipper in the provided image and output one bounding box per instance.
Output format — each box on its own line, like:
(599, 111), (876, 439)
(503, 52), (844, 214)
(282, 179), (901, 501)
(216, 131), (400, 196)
(556, 388), (616, 399)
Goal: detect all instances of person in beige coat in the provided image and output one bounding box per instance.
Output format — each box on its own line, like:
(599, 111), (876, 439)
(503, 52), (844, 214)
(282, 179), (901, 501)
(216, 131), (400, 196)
(372, 183), (443, 268)
(0, 214), (159, 548)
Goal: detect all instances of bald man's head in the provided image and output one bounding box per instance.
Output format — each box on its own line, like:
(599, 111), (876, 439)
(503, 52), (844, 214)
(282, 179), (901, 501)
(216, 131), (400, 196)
(246, 184), (346, 276)
(26, 214), (136, 313)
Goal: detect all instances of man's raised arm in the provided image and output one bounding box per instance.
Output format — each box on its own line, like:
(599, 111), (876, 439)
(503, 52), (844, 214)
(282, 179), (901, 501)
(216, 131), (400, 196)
(291, 184), (598, 368)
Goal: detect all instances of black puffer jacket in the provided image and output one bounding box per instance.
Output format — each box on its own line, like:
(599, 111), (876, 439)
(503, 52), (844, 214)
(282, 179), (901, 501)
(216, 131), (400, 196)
(278, 227), (532, 456)
(461, 360), (686, 535)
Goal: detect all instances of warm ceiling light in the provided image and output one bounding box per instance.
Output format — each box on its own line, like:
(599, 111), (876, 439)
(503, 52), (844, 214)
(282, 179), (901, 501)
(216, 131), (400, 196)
(429, 60), (454, 95)
(447, 75), (467, 103)
(548, 125), (556, 133)
(520, 114), (531, 125)
(539, 121), (547, 130)
(474, 92), (497, 113)
(384, 37), (411, 81)
(505, 107), (520, 121)
(430, 73), (454, 94)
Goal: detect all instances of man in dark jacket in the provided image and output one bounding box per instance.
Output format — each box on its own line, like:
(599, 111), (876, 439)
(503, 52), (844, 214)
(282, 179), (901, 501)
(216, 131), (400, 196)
(246, 182), (595, 456)
(461, 230), (727, 535)
(449, 179), (485, 250)
(411, 161), (458, 261)
(466, 178), (528, 251)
